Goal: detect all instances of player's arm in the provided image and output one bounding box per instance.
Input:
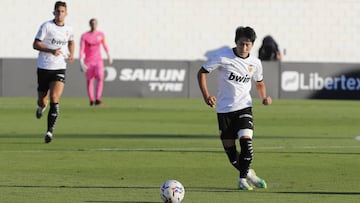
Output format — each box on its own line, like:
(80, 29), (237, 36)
(67, 40), (75, 62)
(33, 39), (61, 56)
(79, 35), (85, 61)
(255, 80), (272, 105)
(79, 36), (87, 72)
(101, 35), (112, 65)
(197, 67), (216, 108)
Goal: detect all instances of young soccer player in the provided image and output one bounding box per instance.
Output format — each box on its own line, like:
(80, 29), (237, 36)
(33, 1), (74, 143)
(197, 26), (272, 190)
(79, 18), (112, 106)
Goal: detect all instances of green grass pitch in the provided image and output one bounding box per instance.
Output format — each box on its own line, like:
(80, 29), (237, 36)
(0, 97), (359, 203)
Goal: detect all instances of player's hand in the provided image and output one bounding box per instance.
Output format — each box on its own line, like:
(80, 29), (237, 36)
(80, 59), (87, 72)
(206, 95), (217, 108)
(52, 48), (62, 56)
(108, 57), (113, 65)
(67, 53), (74, 62)
(262, 96), (272, 105)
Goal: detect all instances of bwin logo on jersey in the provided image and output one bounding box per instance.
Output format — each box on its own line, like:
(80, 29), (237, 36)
(51, 38), (67, 46)
(228, 72), (251, 83)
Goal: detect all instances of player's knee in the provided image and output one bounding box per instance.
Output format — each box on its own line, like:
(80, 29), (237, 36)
(37, 93), (48, 107)
(237, 129), (253, 139)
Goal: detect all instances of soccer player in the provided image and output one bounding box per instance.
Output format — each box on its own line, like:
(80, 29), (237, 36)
(79, 18), (112, 106)
(33, 1), (74, 143)
(197, 26), (272, 190)
(258, 35), (282, 61)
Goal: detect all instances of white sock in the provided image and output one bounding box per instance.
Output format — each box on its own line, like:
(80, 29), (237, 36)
(239, 178), (247, 183)
(247, 169), (253, 177)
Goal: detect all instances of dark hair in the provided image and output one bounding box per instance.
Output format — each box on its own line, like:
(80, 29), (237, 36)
(89, 18), (97, 26)
(258, 35), (280, 61)
(54, 1), (67, 10)
(234, 26), (257, 43)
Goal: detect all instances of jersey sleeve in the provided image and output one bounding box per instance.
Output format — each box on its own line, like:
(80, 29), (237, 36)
(101, 32), (110, 53)
(202, 55), (222, 73)
(35, 22), (47, 41)
(253, 61), (264, 82)
(79, 34), (85, 59)
(68, 27), (74, 41)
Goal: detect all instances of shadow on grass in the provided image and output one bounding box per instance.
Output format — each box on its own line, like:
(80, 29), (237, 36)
(0, 133), (347, 140)
(2, 184), (359, 195)
(276, 191), (360, 195)
(85, 201), (157, 203)
(0, 133), (217, 140)
(262, 151), (360, 155)
(0, 184), (242, 193)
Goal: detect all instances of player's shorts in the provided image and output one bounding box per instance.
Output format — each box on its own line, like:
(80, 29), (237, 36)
(37, 68), (66, 92)
(85, 61), (104, 80)
(217, 107), (254, 140)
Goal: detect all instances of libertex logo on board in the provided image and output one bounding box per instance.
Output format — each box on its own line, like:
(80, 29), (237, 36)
(281, 71), (360, 92)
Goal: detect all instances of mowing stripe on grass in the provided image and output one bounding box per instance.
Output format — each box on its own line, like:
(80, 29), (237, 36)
(1, 145), (360, 153)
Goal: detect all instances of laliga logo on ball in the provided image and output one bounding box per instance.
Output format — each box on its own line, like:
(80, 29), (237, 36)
(160, 180), (185, 203)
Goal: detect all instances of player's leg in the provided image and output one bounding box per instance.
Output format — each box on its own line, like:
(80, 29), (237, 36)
(235, 108), (254, 179)
(222, 139), (241, 171)
(87, 78), (95, 106)
(218, 113), (241, 171)
(240, 131), (267, 189)
(218, 113), (252, 190)
(236, 130), (255, 190)
(86, 64), (95, 106)
(236, 108), (267, 189)
(240, 131), (267, 188)
(229, 108), (256, 190)
(94, 61), (104, 106)
(36, 91), (49, 119)
(45, 79), (64, 143)
(36, 69), (49, 119)
(238, 134), (267, 189)
(238, 133), (253, 179)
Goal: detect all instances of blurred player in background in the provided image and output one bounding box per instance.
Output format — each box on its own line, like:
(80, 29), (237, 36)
(197, 26), (272, 190)
(258, 35), (282, 61)
(80, 18), (112, 106)
(33, 1), (74, 143)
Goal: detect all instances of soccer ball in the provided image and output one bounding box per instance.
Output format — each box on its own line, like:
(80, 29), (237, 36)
(160, 180), (185, 203)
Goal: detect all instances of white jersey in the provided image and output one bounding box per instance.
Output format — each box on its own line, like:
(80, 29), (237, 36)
(202, 48), (263, 113)
(35, 20), (74, 70)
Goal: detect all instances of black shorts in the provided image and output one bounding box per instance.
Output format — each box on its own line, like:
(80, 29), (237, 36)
(37, 69), (66, 92)
(217, 107), (254, 139)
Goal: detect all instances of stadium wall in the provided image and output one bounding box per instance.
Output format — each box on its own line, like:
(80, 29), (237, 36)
(0, 58), (359, 100)
(1, 0), (360, 63)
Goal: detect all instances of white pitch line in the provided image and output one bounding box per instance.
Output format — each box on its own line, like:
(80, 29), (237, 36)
(0, 145), (360, 153)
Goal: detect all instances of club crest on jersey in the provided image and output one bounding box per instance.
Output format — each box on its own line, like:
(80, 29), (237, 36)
(228, 72), (251, 83)
(248, 65), (254, 73)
